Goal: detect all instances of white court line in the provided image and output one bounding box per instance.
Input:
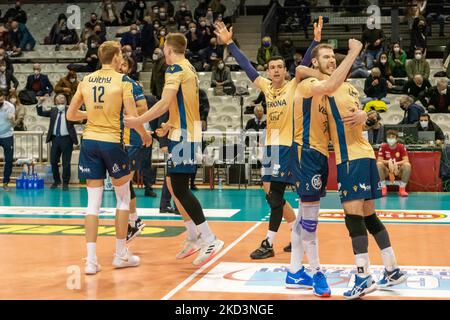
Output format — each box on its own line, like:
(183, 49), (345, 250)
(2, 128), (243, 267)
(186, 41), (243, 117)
(161, 221), (262, 300)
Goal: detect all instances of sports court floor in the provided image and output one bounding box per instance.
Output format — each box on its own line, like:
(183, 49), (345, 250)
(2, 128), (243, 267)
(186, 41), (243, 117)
(0, 188), (449, 300)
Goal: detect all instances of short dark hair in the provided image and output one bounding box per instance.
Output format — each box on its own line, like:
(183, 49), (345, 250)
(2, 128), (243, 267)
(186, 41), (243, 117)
(420, 113), (431, 121)
(386, 130), (398, 138)
(267, 56), (286, 67)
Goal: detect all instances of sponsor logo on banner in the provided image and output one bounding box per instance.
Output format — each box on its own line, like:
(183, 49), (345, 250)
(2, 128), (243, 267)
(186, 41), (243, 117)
(319, 210), (450, 223)
(189, 263), (450, 298)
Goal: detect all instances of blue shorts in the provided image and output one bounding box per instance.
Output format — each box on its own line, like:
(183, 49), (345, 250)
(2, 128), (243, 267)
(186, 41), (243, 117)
(337, 158), (382, 203)
(78, 139), (130, 180)
(127, 146), (151, 171)
(261, 145), (298, 185)
(167, 139), (201, 175)
(296, 146), (328, 200)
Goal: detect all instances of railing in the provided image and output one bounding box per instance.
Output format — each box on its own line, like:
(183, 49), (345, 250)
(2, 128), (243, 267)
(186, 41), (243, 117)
(261, 2), (279, 42)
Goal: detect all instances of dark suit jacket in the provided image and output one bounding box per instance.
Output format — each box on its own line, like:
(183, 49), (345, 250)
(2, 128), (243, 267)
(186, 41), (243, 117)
(245, 118), (267, 131)
(0, 71), (19, 92)
(36, 105), (78, 145)
(426, 86), (450, 113)
(26, 74), (53, 95)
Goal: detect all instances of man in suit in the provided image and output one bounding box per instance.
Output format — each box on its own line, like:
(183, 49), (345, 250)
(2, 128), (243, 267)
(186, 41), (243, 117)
(245, 105), (266, 146)
(36, 94), (78, 190)
(26, 64), (53, 97)
(426, 79), (450, 113)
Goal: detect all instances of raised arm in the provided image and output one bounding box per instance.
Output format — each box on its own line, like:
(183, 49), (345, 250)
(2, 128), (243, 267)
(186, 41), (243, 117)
(214, 22), (261, 88)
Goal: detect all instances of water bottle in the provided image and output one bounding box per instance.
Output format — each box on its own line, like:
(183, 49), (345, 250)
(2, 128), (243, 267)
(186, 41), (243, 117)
(218, 177), (223, 191)
(26, 173), (33, 189)
(33, 173), (39, 189)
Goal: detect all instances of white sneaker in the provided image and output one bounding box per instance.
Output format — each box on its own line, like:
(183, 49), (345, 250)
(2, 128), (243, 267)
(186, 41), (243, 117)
(112, 248), (140, 269)
(84, 259), (101, 275)
(176, 236), (201, 259)
(193, 238), (224, 266)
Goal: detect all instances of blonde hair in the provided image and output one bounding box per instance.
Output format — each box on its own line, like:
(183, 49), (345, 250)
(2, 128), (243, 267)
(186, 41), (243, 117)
(98, 41), (122, 64)
(165, 33), (187, 54)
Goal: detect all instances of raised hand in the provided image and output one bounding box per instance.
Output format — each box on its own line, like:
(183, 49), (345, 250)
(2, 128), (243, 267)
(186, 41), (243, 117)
(348, 38), (363, 53)
(214, 21), (233, 45)
(314, 16), (323, 42)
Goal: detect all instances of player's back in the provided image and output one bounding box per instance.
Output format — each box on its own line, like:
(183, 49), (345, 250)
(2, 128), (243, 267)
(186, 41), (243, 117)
(294, 77), (330, 157)
(81, 67), (132, 143)
(165, 59), (202, 142)
(326, 81), (375, 164)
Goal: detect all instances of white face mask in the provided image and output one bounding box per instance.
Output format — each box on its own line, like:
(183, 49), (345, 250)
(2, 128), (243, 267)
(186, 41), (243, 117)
(380, 59), (387, 64)
(70, 78), (76, 83)
(10, 98), (17, 104)
(34, 70), (40, 75)
(0, 67), (5, 72)
(387, 138), (397, 146)
(440, 89), (447, 95)
(200, 22), (206, 27)
(218, 63), (224, 69)
(131, 30), (138, 35)
(57, 104), (65, 111)
(420, 121), (429, 128)
(415, 54), (422, 60)
(125, 52), (132, 57)
(152, 54), (160, 60)
(394, 47), (400, 53)
(160, 31), (166, 36)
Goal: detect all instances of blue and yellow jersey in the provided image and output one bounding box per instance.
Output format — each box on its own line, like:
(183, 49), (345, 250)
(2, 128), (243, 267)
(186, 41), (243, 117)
(326, 82), (375, 165)
(122, 78), (146, 146)
(164, 59), (202, 143)
(294, 78), (330, 157)
(79, 67), (134, 143)
(255, 78), (296, 147)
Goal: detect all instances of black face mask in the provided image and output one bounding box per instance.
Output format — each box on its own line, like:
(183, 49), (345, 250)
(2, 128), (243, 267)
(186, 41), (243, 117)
(366, 119), (377, 127)
(0, 102), (4, 108)
(400, 104), (406, 111)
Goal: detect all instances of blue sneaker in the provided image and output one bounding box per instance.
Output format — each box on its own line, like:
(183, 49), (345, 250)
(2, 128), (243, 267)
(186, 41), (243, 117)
(343, 274), (376, 299)
(285, 266), (313, 289)
(312, 271), (331, 297)
(377, 268), (407, 288)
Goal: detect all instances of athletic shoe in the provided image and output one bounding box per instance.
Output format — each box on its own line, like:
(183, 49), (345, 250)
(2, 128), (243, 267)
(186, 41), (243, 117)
(285, 266), (313, 289)
(84, 259), (101, 275)
(112, 248), (140, 269)
(313, 271), (331, 297)
(381, 186), (388, 197)
(398, 187), (409, 197)
(377, 268), (407, 288)
(176, 236), (201, 259)
(2, 184), (10, 192)
(193, 238), (224, 266)
(250, 239), (275, 260)
(144, 188), (157, 197)
(126, 218), (146, 243)
(283, 242), (292, 252)
(343, 274), (376, 299)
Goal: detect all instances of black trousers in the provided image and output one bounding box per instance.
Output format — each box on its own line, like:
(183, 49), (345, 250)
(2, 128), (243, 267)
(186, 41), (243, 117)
(50, 136), (73, 185)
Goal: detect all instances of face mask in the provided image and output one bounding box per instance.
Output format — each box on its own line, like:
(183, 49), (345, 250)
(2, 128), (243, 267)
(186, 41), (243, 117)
(153, 9), (159, 14)
(420, 121), (429, 129)
(218, 63), (224, 69)
(70, 78), (76, 83)
(91, 18), (97, 23)
(140, 3), (145, 8)
(200, 22), (206, 27)
(380, 59), (387, 64)
(154, 24), (160, 29)
(153, 54), (160, 61)
(107, 4), (112, 9)
(387, 138), (397, 146)
(0, 56), (4, 60)
(0, 67), (5, 72)
(0, 103), (4, 108)
(131, 30), (138, 35)
(190, 28), (196, 33)
(57, 104), (66, 111)
(160, 31), (166, 36)
(394, 47), (400, 53)
(440, 89), (447, 95)
(415, 54), (422, 60)
(34, 70), (40, 75)
(263, 42), (270, 47)
(159, 13), (166, 18)
(181, 7), (186, 12)
(125, 52), (132, 57)
(366, 119), (377, 127)
(10, 98), (17, 104)
(180, 27), (186, 33)
(91, 43), (97, 48)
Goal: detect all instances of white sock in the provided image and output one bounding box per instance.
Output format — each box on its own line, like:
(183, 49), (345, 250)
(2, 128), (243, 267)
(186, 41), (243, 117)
(355, 253), (370, 277)
(185, 220), (199, 241)
(86, 242), (97, 262)
(115, 238), (126, 256)
(399, 181), (407, 188)
(380, 180), (386, 187)
(290, 215), (304, 273)
(129, 212), (138, 226)
(266, 230), (277, 246)
(381, 247), (398, 272)
(197, 221), (215, 243)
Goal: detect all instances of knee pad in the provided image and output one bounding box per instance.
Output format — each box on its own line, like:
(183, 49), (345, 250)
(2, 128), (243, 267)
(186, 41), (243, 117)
(86, 186), (104, 216)
(364, 214), (386, 235)
(265, 191), (286, 211)
(129, 182), (136, 200)
(300, 203), (319, 241)
(345, 214), (367, 238)
(114, 181), (131, 211)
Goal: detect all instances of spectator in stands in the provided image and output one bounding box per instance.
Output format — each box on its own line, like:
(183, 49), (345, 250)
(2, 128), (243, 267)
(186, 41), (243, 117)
(150, 48), (166, 99)
(399, 95), (425, 124)
(205, 6), (215, 26)
(157, 6), (170, 26)
(48, 14), (67, 44)
(377, 130), (411, 197)
(245, 105), (266, 132)
(136, 0), (147, 24)
(87, 13), (106, 39)
(406, 48), (430, 80)
(122, 45), (139, 79)
(257, 36), (279, 71)
(410, 18), (427, 56)
(279, 40), (296, 72)
(156, 26), (168, 48)
(3, 1), (27, 25)
(54, 70), (79, 103)
(9, 20), (35, 56)
(141, 16), (156, 61)
(0, 24), (10, 50)
(211, 59), (234, 95)
(25, 64), (53, 97)
(426, 79), (450, 113)
(253, 91), (267, 113)
(101, 0), (122, 26)
(0, 61), (18, 93)
(157, 0), (175, 17)
(364, 110), (384, 145)
(9, 91), (26, 131)
(175, 2), (193, 27)
(362, 67), (390, 106)
(0, 91), (15, 191)
(403, 74), (431, 106)
(0, 48), (13, 74)
(36, 95), (78, 191)
(186, 22), (205, 56)
(296, 0), (312, 39)
(80, 23), (94, 48)
(417, 113), (445, 145)
(425, 0), (445, 37)
(166, 16), (178, 33)
(121, 0), (138, 25)
(201, 37), (224, 71)
(388, 42), (407, 78)
(210, 0), (227, 18)
(289, 51), (303, 78)
(362, 16), (385, 69)
(374, 52), (394, 85)
(92, 24), (107, 45)
(198, 17), (213, 42)
(85, 36), (100, 71)
(350, 49), (370, 78)
(51, 19), (79, 50)
(195, 0), (209, 22)
(120, 24), (142, 51)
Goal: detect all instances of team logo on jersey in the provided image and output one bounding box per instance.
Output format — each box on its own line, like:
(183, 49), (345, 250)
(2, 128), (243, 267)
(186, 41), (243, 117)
(269, 111), (283, 122)
(343, 191), (348, 197)
(353, 185), (358, 192)
(78, 166), (90, 173)
(359, 183), (371, 191)
(377, 181), (382, 190)
(311, 174), (322, 190)
(111, 164), (120, 174)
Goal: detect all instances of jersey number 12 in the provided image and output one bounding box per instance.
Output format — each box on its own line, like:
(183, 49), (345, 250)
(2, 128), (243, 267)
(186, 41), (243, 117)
(93, 86), (105, 103)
